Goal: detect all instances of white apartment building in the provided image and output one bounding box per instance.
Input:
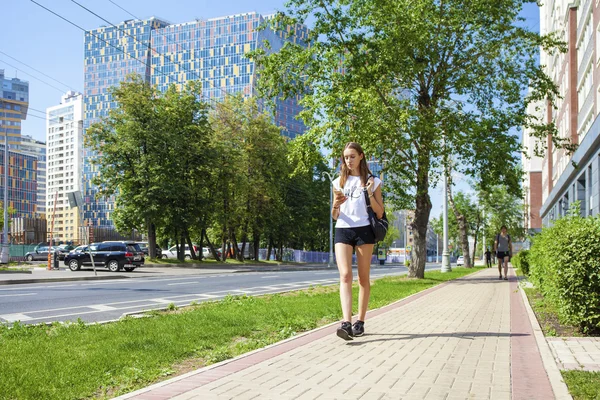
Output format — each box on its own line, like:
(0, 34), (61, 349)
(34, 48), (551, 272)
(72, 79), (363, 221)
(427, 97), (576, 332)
(46, 91), (83, 242)
(536, 0), (600, 224)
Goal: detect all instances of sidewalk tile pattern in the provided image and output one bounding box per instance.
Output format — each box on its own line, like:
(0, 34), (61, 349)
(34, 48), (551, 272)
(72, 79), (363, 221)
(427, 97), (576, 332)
(117, 268), (558, 399)
(548, 337), (600, 371)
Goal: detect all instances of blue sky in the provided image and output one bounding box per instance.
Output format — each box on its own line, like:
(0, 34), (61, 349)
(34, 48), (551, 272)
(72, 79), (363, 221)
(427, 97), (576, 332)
(1, 0), (540, 218)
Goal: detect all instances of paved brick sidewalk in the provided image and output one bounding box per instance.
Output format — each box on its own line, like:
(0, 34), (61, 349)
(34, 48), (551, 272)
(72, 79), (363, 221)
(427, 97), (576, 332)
(117, 268), (559, 400)
(548, 337), (600, 371)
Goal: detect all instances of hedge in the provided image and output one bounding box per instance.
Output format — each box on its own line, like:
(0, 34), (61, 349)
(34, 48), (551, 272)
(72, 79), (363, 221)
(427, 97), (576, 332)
(529, 214), (600, 334)
(511, 249), (530, 276)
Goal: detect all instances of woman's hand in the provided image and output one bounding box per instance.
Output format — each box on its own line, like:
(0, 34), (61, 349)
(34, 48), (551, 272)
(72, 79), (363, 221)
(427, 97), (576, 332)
(333, 189), (347, 208)
(366, 177), (375, 194)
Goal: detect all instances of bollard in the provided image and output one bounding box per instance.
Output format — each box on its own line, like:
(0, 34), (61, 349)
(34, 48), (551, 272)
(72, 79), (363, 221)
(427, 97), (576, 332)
(53, 250), (60, 270)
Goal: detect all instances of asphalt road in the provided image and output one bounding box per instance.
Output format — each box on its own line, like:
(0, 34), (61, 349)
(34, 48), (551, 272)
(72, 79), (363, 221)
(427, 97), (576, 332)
(0, 263), (442, 325)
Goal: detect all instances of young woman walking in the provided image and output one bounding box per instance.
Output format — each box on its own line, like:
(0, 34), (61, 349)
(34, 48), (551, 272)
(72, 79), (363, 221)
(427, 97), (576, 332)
(331, 142), (384, 340)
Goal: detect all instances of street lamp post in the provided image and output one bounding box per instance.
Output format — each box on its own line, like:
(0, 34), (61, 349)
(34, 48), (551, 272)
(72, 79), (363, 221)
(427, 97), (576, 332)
(322, 170), (335, 268)
(441, 161), (452, 272)
(0, 101), (9, 264)
(436, 232), (439, 263)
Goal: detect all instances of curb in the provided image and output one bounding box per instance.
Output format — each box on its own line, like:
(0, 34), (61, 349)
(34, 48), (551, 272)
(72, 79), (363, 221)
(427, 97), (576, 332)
(517, 276), (573, 399)
(0, 275), (130, 285)
(0, 269), (33, 274)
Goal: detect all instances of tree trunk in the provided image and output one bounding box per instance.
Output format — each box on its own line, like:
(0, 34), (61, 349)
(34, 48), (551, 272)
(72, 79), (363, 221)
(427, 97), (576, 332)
(471, 211), (482, 266)
(409, 163), (432, 279)
(185, 230), (197, 260)
(447, 183), (472, 268)
(147, 219), (157, 259)
(230, 229), (240, 261)
(202, 228), (220, 261)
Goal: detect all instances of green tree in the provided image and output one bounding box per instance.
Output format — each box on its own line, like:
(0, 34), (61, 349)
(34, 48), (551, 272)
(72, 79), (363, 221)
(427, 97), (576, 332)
(250, 0), (564, 278)
(86, 75), (211, 259)
(446, 185), (474, 267)
(480, 185), (525, 251)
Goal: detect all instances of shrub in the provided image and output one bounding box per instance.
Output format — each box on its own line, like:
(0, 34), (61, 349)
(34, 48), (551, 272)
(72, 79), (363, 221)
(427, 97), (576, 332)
(512, 250), (530, 276)
(529, 212), (600, 334)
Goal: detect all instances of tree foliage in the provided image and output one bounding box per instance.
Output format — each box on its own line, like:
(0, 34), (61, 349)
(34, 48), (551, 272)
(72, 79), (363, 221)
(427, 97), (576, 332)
(250, 0), (564, 277)
(86, 76), (332, 260)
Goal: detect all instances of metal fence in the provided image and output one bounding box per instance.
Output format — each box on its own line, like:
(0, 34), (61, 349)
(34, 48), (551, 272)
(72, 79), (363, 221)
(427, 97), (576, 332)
(7, 244), (39, 261)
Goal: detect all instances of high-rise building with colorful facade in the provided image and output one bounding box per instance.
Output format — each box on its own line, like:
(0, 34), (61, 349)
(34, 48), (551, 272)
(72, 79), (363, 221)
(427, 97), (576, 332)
(151, 13), (308, 137)
(84, 13), (309, 228)
(46, 91), (84, 242)
(84, 18), (170, 227)
(0, 69), (38, 218)
(19, 134), (46, 217)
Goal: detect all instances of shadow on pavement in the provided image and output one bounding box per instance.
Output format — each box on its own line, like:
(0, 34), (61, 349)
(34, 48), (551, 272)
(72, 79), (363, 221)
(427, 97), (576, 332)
(346, 331), (528, 345)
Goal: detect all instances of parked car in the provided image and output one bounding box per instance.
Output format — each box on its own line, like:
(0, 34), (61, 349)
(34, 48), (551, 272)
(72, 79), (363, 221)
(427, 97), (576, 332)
(161, 244), (201, 259)
(64, 241), (144, 272)
(456, 256), (464, 266)
(56, 244), (76, 260)
(135, 242), (163, 258)
(70, 245), (88, 253)
(202, 247), (222, 259)
(24, 246), (58, 261)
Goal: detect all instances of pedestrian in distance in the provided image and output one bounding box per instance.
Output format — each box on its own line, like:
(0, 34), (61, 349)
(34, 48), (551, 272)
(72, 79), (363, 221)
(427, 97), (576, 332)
(494, 226), (512, 280)
(331, 142), (384, 340)
(484, 247), (492, 268)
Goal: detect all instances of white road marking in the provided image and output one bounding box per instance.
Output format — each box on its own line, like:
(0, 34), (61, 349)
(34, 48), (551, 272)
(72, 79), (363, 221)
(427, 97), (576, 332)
(0, 293), (36, 298)
(88, 305), (117, 311)
(152, 298), (175, 304)
(1, 313), (32, 322)
(261, 275), (279, 279)
(168, 282), (200, 286)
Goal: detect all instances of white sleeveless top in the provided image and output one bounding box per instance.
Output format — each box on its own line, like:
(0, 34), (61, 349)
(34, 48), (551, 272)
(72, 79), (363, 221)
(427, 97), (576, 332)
(332, 175), (382, 228)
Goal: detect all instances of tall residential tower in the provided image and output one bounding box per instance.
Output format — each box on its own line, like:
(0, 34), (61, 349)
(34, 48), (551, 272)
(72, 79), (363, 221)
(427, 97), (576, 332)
(46, 91), (84, 242)
(0, 69), (38, 218)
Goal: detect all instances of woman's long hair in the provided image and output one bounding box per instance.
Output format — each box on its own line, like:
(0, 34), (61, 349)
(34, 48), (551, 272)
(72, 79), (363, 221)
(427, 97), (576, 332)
(339, 142), (372, 188)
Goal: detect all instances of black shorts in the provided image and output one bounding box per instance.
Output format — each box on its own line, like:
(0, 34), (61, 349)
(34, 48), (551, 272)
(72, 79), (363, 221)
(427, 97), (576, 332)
(335, 226), (376, 247)
(496, 251), (510, 259)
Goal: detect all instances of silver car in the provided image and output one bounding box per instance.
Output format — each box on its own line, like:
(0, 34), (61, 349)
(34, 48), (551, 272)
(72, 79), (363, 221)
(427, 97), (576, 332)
(24, 246), (58, 261)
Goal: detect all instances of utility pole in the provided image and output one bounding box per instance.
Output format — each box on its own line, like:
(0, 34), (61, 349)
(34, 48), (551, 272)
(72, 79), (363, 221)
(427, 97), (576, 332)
(322, 169), (335, 268)
(1, 101), (9, 264)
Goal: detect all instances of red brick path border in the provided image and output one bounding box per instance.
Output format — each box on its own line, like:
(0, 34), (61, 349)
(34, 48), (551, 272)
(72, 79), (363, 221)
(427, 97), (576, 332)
(510, 271), (555, 399)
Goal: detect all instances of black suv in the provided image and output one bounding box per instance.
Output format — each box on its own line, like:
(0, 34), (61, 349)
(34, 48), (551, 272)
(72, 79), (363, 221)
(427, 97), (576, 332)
(64, 241), (145, 272)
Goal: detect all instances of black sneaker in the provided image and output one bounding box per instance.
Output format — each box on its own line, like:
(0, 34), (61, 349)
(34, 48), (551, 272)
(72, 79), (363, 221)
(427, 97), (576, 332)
(504, 277), (508, 280)
(336, 321), (354, 341)
(352, 320), (365, 337)
(499, 276), (502, 280)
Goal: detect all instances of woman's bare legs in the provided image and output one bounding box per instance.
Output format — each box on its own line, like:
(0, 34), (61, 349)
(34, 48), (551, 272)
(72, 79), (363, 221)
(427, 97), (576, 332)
(335, 243), (354, 322)
(503, 256), (509, 278)
(356, 244), (374, 321)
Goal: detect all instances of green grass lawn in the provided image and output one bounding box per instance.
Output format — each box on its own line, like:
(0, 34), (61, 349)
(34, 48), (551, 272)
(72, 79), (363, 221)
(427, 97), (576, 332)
(562, 371), (600, 400)
(0, 267), (482, 400)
